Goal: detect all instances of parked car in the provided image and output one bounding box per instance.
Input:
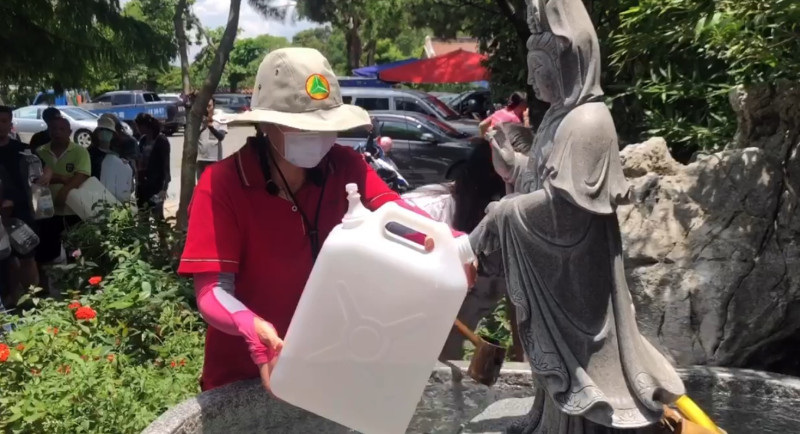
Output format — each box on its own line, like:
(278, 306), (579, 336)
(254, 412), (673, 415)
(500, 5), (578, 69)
(447, 89), (493, 119)
(12, 105), (134, 146)
(340, 88), (480, 136)
(158, 93), (188, 132)
(86, 90), (183, 135)
(213, 93), (251, 114)
(429, 91), (458, 104)
(33, 90), (182, 135)
(337, 111), (478, 187)
(159, 93), (183, 103)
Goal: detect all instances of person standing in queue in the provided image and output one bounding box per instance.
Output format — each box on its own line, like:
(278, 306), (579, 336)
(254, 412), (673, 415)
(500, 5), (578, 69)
(178, 47), (476, 392)
(29, 107), (63, 151)
(196, 98), (227, 181)
(133, 113), (170, 219)
(36, 117), (91, 294)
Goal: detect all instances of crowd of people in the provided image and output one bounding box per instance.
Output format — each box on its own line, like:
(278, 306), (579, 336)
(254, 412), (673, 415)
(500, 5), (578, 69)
(0, 105), (172, 314)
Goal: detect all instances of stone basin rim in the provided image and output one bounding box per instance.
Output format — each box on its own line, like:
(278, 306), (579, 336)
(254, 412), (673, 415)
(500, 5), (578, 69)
(142, 363), (800, 434)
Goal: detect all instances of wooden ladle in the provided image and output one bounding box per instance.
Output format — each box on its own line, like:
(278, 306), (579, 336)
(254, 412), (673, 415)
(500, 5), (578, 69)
(453, 319), (507, 387)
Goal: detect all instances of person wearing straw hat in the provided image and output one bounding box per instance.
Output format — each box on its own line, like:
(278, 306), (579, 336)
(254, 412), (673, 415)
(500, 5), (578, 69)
(178, 47), (477, 392)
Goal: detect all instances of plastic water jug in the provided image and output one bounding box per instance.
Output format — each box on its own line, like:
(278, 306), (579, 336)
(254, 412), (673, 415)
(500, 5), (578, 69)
(20, 150), (43, 183)
(31, 184), (55, 220)
(99, 154), (134, 202)
(8, 218), (39, 256)
(0, 217), (11, 261)
(271, 183), (474, 434)
(65, 177), (120, 220)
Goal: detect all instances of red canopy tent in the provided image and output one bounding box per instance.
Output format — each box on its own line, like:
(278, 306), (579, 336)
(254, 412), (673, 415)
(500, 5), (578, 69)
(378, 49), (489, 84)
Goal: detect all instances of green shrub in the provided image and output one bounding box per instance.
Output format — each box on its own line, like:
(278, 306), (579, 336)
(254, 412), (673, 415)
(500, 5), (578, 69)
(0, 205), (203, 434)
(608, 0), (800, 159)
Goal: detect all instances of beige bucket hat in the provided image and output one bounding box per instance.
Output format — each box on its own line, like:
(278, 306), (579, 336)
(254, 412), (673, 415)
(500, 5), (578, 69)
(226, 47), (371, 131)
(96, 114), (117, 132)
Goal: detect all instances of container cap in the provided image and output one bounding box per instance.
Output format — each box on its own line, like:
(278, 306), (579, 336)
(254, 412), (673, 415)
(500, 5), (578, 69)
(341, 183), (371, 229)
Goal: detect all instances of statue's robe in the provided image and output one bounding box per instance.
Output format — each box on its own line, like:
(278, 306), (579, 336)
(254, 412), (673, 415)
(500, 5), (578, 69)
(471, 1), (686, 425)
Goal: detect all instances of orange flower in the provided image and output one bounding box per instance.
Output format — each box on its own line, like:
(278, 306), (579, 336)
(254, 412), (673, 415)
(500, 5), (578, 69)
(75, 306), (97, 321)
(107, 354), (115, 362)
(15, 343), (24, 351)
(0, 344), (9, 362)
(170, 360), (177, 368)
(57, 365), (72, 374)
(47, 326), (59, 335)
(68, 301), (81, 310)
(30, 368), (40, 376)
(179, 359), (186, 367)
(88, 276), (102, 286)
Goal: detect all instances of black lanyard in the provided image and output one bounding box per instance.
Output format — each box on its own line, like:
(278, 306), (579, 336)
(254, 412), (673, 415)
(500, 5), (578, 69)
(274, 162), (327, 260)
(254, 137), (328, 261)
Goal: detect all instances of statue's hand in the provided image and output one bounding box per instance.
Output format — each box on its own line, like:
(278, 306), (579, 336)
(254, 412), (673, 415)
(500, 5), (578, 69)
(469, 212), (501, 257)
(487, 131), (516, 174)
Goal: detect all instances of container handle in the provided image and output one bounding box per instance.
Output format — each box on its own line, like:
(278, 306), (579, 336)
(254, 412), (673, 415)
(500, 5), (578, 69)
(377, 203), (452, 251)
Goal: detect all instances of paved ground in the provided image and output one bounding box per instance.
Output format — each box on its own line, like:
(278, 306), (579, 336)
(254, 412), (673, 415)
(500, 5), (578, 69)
(164, 126), (254, 216)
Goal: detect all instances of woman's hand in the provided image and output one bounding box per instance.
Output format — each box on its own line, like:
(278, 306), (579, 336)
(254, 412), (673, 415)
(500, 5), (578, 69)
(254, 317), (283, 392)
(254, 317), (284, 354)
(258, 357), (279, 393)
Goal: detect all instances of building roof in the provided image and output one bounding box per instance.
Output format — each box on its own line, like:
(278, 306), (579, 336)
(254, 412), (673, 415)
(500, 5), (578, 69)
(424, 36), (479, 58)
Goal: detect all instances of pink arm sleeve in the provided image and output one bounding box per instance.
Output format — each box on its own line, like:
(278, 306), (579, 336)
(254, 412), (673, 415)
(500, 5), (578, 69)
(194, 272), (274, 365)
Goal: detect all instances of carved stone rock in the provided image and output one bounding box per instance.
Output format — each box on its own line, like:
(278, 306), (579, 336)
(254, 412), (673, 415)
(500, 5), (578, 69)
(618, 83), (800, 373)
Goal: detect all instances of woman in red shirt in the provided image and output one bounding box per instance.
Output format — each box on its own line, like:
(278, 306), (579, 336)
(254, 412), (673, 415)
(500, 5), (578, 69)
(179, 48), (475, 392)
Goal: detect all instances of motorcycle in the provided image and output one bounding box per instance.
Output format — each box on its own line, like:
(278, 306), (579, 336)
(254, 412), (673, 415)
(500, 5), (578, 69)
(356, 122), (409, 194)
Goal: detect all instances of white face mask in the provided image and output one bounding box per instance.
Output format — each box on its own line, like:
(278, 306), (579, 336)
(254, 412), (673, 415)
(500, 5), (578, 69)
(280, 131), (337, 168)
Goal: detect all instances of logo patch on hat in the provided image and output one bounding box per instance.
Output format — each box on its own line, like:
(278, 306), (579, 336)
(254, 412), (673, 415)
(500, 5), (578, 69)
(305, 74), (331, 100)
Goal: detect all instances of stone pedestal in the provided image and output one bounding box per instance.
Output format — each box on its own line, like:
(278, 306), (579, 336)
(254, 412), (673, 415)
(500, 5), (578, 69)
(143, 364), (800, 434)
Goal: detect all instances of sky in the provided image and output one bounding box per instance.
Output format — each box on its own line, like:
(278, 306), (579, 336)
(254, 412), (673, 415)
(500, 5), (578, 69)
(192, 0), (317, 41)
(121, 0), (320, 58)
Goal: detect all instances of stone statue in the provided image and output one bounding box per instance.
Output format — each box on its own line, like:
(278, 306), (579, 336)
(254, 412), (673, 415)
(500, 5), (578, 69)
(470, 0), (686, 432)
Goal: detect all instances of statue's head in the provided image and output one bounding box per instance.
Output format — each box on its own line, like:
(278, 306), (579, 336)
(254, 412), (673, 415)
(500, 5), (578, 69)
(525, 0), (604, 108)
(526, 32), (567, 104)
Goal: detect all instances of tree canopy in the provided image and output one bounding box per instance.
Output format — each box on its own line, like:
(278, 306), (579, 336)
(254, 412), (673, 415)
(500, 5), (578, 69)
(295, 0), (424, 73)
(414, 0), (800, 158)
(0, 0), (172, 89)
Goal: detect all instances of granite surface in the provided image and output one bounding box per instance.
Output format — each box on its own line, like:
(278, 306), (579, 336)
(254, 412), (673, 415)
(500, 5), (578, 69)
(142, 364), (800, 434)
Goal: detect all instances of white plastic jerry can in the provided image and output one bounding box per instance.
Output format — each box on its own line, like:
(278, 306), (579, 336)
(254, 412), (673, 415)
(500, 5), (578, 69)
(271, 183), (474, 434)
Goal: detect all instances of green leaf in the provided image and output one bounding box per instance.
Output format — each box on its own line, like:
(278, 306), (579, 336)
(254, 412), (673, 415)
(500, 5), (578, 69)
(139, 282), (153, 300)
(106, 300), (134, 310)
(63, 351), (85, 364)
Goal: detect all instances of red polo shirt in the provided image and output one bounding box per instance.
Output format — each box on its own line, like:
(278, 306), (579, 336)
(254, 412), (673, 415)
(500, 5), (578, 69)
(179, 140), (432, 391)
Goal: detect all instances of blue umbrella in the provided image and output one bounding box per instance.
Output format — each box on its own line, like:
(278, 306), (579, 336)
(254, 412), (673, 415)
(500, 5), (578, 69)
(352, 58), (419, 78)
